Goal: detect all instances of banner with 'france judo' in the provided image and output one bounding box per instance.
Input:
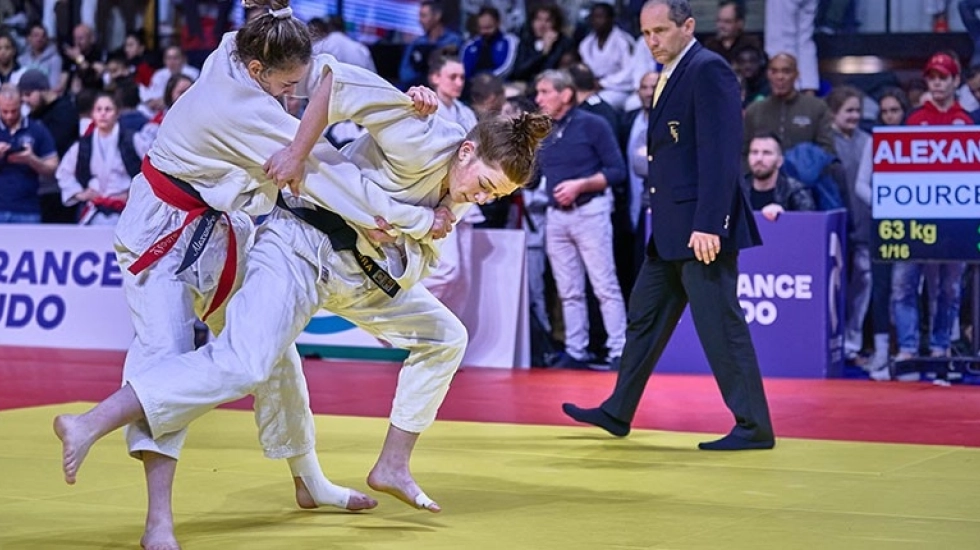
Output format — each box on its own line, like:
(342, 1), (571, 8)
(0, 225), (133, 349)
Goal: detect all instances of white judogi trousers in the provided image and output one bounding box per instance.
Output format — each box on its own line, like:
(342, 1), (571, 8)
(764, 0), (819, 91)
(117, 177), (314, 460)
(128, 201), (467, 442)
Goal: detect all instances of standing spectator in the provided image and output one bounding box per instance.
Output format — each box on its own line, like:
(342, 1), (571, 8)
(577, 2), (634, 110)
(19, 69), (80, 224)
(743, 53), (835, 158)
(567, 63), (621, 140)
(429, 55), (477, 129)
(764, 0), (819, 92)
(534, 69), (628, 371)
(18, 23), (62, 91)
(461, 6), (519, 81)
(511, 3), (574, 85)
(622, 70), (659, 281)
(740, 132), (816, 220)
(704, 0), (762, 64)
(866, 87), (911, 379)
(0, 33), (24, 86)
(309, 16), (376, 72)
(827, 86), (873, 364)
(563, 0), (773, 450)
(423, 55), (484, 320)
(0, 84), (59, 224)
(399, 0), (463, 89)
(891, 53), (971, 373)
(56, 93), (138, 225)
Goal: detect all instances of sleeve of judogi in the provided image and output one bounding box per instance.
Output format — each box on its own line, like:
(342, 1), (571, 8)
(56, 142), (84, 206)
(311, 55), (463, 178)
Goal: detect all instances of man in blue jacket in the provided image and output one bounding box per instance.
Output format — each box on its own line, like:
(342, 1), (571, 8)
(563, 0), (774, 451)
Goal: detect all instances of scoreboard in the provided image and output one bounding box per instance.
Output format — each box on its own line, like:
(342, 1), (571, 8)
(872, 126), (980, 262)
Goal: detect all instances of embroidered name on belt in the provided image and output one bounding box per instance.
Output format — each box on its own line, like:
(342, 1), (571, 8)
(356, 252), (399, 297)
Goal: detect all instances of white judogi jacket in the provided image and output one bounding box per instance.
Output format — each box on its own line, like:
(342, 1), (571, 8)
(299, 53), (473, 288)
(117, 33), (437, 270)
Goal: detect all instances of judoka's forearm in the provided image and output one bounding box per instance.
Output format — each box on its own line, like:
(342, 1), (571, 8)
(291, 68), (335, 160)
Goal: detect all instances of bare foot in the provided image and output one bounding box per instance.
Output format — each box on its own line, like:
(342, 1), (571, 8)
(140, 523), (180, 550)
(294, 477), (378, 511)
(53, 415), (96, 485)
(367, 466), (441, 513)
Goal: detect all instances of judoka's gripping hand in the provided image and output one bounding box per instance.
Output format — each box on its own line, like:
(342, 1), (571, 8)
(366, 216), (398, 244)
(264, 145), (306, 195)
(427, 206), (455, 240)
(406, 86), (439, 116)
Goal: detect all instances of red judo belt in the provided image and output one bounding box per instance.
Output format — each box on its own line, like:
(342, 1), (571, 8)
(128, 156), (237, 321)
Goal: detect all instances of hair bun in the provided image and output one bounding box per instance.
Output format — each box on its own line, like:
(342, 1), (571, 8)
(514, 112), (553, 149)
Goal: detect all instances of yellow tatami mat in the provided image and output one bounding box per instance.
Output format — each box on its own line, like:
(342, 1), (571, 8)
(1, 404), (978, 549)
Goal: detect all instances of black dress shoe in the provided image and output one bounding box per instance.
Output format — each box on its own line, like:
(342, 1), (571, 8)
(561, 403), (630, 437)
(698, 433), (775, 451)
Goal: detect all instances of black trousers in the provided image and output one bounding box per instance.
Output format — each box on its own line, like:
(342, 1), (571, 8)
(601, 251), (774, 441)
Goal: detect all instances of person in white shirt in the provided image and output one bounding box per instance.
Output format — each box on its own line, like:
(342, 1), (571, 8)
(144, 46), (200, 112)
(56, 93), (136, 225)
(577, 2), (635, 110)
(424, 53), (484, 318)
(309, 15), (377, 72)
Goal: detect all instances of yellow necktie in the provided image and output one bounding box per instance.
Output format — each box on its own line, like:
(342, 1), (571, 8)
(653, 73), (668, 107)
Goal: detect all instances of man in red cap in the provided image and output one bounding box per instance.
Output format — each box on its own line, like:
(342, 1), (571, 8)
(888, 51), (970, 381)
(907, 52), (973, 125)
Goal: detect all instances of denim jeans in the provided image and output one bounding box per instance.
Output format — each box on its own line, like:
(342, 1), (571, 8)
(891, 261), (966, 354)
(0, 211), (42, 224)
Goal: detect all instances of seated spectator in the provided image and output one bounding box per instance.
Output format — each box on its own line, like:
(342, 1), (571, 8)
(732, 44), (770, 107)
(61, 23), (106, 96)
(469, 72), (506, 119)
(511, 3), (574, 85)
(740, 132), (815, 221)
(113, 77), (149, 133)
(120, 30), (156, 88)
(399, 0), (463, 89)
(0, 33), (24, 86)
(577, 2), (634, 110)
(18, 23), (61, 91)
(461, 6), (519, 81)
(56, 93), (138, 225)
(309, 16), (376, 72)
(0, 83), (59, 224)
(19, 69), (80, 224)
(145, 46), (200, 113)
(743, 53), (835, 162)
(704, 0), (763, 64)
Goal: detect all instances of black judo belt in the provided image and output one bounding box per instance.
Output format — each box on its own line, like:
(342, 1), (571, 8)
(276, 193), (401, 298)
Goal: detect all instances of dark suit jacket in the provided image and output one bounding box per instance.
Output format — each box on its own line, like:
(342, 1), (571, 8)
(646, 41), (761, 261)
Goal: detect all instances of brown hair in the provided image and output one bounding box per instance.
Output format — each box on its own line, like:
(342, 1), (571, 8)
(825, 85), (863, 114)
(237, 0), (311, 72)
(466, 113), (552, 186)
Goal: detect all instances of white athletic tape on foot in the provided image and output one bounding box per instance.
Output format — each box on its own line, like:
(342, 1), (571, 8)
(288, 452), (351, 509)
(414, 491), (435, 510)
